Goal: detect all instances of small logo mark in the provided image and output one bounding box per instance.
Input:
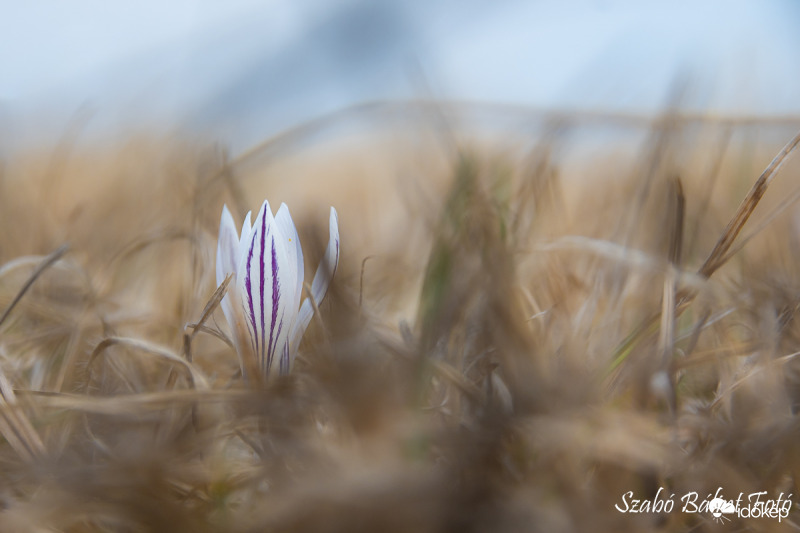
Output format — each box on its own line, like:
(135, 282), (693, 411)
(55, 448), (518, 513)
(708, 498), (736, 524)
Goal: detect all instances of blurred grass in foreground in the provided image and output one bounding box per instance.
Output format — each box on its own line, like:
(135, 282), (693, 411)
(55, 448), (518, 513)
(1, 106), (800, 531)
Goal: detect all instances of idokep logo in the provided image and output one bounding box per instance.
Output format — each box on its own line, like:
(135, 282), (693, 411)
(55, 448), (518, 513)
(615, 487), (794, 524)
(707, 497), (736, 524)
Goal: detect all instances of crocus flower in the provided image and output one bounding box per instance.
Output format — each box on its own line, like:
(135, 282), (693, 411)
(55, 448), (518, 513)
(216, 201), (339, 378)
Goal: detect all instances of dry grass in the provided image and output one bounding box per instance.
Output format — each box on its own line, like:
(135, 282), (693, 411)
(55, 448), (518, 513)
(2, 109), (800, 532)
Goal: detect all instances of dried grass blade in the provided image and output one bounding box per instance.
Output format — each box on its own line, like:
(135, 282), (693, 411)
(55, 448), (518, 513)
(188, 273), (232, 342)
(698, 129), (800, 278)
(658, 178), (684, 366)
(20, 389), (246, 414)
(609, 131), (800, 376)
(0, 244), (69, 329)
(0, 368), (45, 461)
(88, 337), (209, 390)
(655, 277), (676, 381)
(715, 180), (800, 269)
(430, 360), (484, 405)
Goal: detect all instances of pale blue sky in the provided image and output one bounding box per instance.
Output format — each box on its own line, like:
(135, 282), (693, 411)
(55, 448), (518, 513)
(2, 0), (798, 152)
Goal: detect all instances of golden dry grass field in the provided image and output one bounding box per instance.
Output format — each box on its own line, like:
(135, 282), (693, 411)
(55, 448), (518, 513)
(2, 107), (800, 531)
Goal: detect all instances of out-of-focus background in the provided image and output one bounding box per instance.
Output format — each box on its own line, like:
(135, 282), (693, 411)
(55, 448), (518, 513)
(3, 0), (799, 154)
(5, 3), (800, 532)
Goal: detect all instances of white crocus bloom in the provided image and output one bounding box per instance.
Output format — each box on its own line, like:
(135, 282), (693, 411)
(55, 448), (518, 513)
(216, 201), (339, 378)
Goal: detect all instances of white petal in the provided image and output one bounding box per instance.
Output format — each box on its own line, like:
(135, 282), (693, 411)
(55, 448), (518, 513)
(216, 205), (239, 330)
(238, 211), (252, 255)
(236, 200), (294, 377)
(272, 204), (302, 375)
(216, 205), (252, 370)
(288, 206), (340, 358)
(310, 206), (339, 305)
(216, 205), (239, 288)
(274, 202), (304, 315)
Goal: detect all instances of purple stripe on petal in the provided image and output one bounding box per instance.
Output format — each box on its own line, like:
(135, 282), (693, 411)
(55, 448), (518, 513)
(259, 212), (267, 369)
(242, 301), (257, 360)
(266, 236), (281, 370)
(272, 314), (284, 364)
(245, 232), (259, 360)
(280, 342), (289, 376)
(271, 238), (281, 339)
(334, 238), (340, 277)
